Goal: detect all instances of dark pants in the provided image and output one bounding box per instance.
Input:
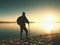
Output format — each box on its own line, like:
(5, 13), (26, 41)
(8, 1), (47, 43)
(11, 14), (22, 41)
(20, 25), (28, 39)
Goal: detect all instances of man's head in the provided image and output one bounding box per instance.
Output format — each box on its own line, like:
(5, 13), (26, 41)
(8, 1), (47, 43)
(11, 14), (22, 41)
(22, 12), (25, 15)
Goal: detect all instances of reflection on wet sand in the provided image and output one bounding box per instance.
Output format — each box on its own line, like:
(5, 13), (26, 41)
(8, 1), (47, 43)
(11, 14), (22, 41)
(0, 33), (60, 45)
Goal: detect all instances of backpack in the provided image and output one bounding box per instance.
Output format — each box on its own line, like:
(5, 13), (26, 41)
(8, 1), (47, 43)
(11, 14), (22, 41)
(17, 16), (22, 25)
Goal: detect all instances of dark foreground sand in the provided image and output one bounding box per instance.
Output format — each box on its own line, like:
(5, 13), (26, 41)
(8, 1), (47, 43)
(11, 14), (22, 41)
(0, 34), (60, 45)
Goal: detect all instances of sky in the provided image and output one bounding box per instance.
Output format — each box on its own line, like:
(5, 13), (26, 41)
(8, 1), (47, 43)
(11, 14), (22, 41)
(0, 0), (60, 34)
(0, 0), (60, 22)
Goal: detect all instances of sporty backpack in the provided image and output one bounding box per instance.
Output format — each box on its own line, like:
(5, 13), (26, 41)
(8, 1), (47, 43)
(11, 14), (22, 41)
(17, 16), (22, 25)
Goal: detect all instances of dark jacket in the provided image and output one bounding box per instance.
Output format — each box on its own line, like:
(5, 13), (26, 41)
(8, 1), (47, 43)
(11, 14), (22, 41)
(17, 15), (29, 25)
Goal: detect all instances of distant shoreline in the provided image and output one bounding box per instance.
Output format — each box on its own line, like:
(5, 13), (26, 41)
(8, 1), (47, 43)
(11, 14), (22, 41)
(0, 21), (60, 23)
(0, 21), (35, 23)
(0, 22), (16, 23)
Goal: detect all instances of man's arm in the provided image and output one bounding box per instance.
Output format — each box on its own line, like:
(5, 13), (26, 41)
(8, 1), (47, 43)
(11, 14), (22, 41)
(24, 16), (29, 24)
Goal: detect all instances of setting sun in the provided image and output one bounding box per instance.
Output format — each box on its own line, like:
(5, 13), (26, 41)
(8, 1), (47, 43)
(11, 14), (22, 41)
(41, 15), (56, 33)
(43, 15), (54, 22)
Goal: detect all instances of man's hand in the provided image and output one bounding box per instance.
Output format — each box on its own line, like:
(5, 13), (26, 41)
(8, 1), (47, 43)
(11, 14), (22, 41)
(28, 22), (29, 25)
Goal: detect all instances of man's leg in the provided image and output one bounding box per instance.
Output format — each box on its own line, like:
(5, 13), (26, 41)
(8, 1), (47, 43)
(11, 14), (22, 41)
(20, 27), (23, 40)
(24, 27), (28, 39)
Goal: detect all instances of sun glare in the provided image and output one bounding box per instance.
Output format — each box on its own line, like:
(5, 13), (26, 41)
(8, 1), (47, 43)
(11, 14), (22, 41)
(42, 15), (56, 33)
(43, 15), (54, 22)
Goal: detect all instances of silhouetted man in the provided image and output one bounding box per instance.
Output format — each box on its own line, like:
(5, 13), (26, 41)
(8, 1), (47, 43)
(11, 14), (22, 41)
(17, 12), (29, 40)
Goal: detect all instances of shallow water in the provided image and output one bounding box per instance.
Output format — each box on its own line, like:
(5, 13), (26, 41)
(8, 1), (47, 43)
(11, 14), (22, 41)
(0, 23), (60, 41)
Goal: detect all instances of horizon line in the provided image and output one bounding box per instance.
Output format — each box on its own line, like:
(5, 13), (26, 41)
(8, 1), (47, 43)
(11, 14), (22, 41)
(0, 21), (60, 23)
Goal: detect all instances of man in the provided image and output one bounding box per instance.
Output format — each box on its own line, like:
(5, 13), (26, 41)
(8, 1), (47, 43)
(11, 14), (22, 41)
(17, 12), (29, 40)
